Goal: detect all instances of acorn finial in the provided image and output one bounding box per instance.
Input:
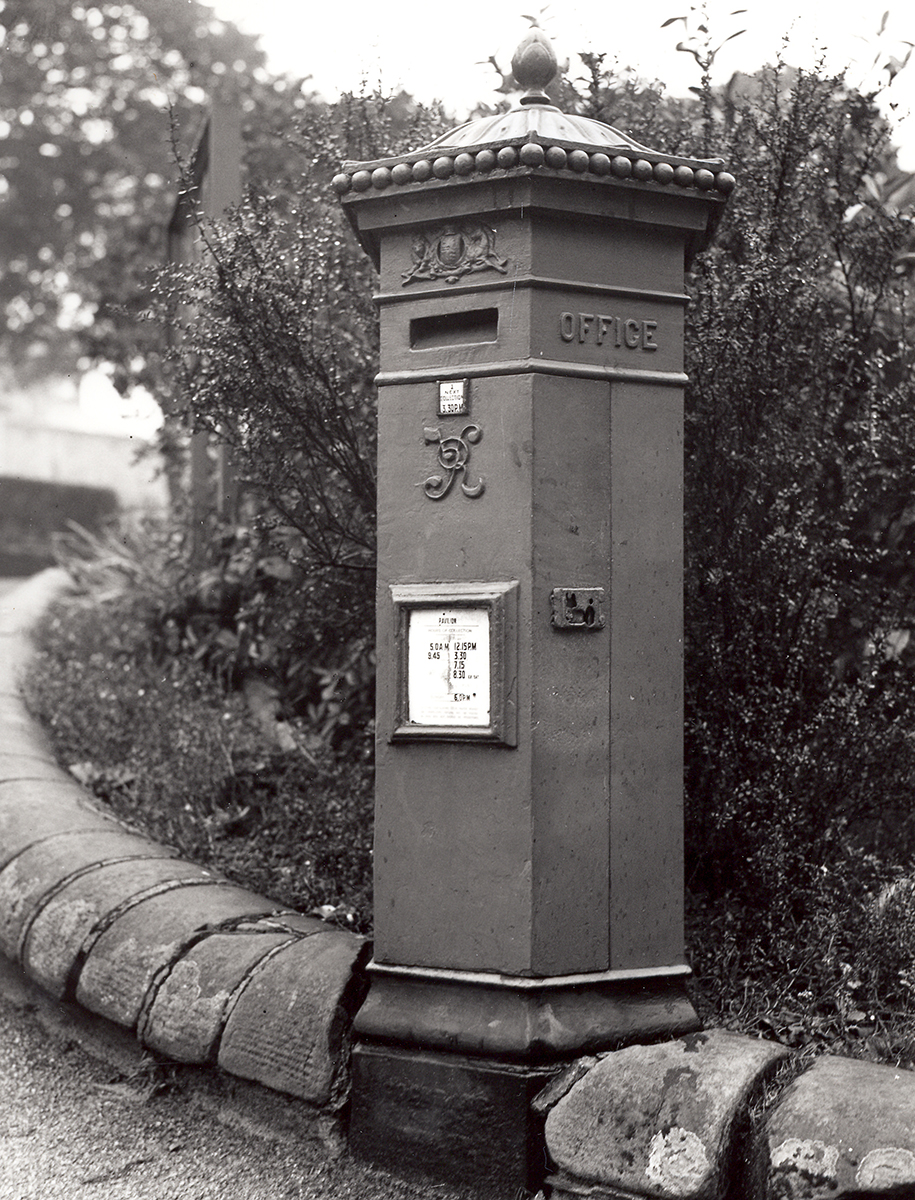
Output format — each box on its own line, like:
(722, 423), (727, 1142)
(511, 28), (558, 105)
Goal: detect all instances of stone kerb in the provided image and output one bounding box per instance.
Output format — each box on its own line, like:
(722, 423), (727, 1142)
(761, 1054), (915, 1199)
(542, 1030), (791, 1200)
(538, 1032), (915, 1200)
(0, 570), (370, 1115)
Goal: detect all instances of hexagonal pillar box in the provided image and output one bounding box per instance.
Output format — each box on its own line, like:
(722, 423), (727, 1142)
(334, 30), (733, 1195)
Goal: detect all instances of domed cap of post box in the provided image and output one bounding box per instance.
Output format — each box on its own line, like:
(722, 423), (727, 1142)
(333, 27), (735, 232)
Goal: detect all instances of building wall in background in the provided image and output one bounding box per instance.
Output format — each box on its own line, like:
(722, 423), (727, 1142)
(0, 414), (166, 510)
(0, 370), (166, 511)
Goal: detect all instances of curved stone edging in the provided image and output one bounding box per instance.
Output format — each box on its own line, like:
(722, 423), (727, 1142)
(0, 570), (369, 1113)
(538, 1026), (915, 1199)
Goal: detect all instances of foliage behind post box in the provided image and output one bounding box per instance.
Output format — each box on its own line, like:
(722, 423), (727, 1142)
(681, 66), (915, 910)
(148, 93), (448, 746)
(150, 48), (915, 1026)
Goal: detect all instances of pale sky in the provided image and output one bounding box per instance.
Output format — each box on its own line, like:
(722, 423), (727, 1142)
(210, 0), (915, 167)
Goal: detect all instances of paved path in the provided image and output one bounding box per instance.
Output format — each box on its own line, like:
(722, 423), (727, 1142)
(0, 952), (474, 1200)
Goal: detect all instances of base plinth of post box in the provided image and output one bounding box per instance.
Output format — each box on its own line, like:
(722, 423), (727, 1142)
(350, 1043), (554, 1196)
(349, 961), (700, 1193)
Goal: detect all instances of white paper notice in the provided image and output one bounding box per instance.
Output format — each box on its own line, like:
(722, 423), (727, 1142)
(407, 607), (490, 726)
(438, 380), (468, 416)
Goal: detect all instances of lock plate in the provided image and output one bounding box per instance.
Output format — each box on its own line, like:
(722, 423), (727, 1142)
(550, 587), (606, 631)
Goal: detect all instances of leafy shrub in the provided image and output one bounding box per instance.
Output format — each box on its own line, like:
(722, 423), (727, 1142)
(682, 65), (915, 897)
(24, 578), (374, 931)
(131, 90), (450, 744)
(687, 848), (915, 1067)
(55, 509), (377, 752)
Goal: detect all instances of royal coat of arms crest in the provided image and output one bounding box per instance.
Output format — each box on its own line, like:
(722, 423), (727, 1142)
(402, 222), (509, 285)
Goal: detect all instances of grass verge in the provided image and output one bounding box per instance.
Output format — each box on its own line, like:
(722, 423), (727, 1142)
(22, 589), (373, 933)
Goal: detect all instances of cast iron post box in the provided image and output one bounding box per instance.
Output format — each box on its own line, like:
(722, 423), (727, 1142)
(335, 30), (733, 1193)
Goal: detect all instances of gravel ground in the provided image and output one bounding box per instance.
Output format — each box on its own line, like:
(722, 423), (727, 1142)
(0, 953), (478, 1200)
